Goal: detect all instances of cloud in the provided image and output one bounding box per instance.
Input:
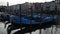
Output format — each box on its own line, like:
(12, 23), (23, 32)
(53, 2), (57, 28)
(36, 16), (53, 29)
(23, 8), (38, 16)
(0, 2), (6, 6)
(0, 0), (7, 6)
(0, 0), (53, 6)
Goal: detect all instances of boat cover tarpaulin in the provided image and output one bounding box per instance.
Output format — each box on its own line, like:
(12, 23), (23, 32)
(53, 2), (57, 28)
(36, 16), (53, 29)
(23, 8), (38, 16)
(41, 15), (58, 23)
(11, 15), (58, 25)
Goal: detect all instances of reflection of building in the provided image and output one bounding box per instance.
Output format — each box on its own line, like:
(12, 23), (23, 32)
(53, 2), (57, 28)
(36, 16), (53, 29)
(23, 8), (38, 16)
(55, 0), (60, 3)
(9, 4), (20, 15)
(33, 0), (60, 13)
(0, 6), (6, 12)
(7, 2), (35, 15)
(55, 0), (60, 11)
(2, 0), (60, 15)
(21, 2), (32, 14)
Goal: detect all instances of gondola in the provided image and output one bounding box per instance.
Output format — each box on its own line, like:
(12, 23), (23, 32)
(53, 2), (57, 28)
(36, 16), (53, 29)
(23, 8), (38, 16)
(0, 13), (58, 34)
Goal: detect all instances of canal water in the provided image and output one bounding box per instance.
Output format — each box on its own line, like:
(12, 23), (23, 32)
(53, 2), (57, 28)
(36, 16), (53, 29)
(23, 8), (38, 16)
(0, 22), (60, 34)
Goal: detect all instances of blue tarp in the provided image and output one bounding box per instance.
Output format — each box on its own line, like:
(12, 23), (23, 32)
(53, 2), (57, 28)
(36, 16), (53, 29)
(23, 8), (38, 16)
(12, 15), (37, 24)
(3, 13), (58, 25)
(5, 14), (10, 21)
(41, 15), (58, 23)
(32, 15), (41, 18)
(41, 17), (54, 23)
(11, 15), (58, 25)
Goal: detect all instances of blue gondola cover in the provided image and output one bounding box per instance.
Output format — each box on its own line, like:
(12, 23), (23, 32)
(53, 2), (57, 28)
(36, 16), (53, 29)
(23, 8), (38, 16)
(5, 14), (58, 25)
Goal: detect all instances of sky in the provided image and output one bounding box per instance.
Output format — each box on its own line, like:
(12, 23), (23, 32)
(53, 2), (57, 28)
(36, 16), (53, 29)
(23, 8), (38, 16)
(0, 0), (53, 6)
